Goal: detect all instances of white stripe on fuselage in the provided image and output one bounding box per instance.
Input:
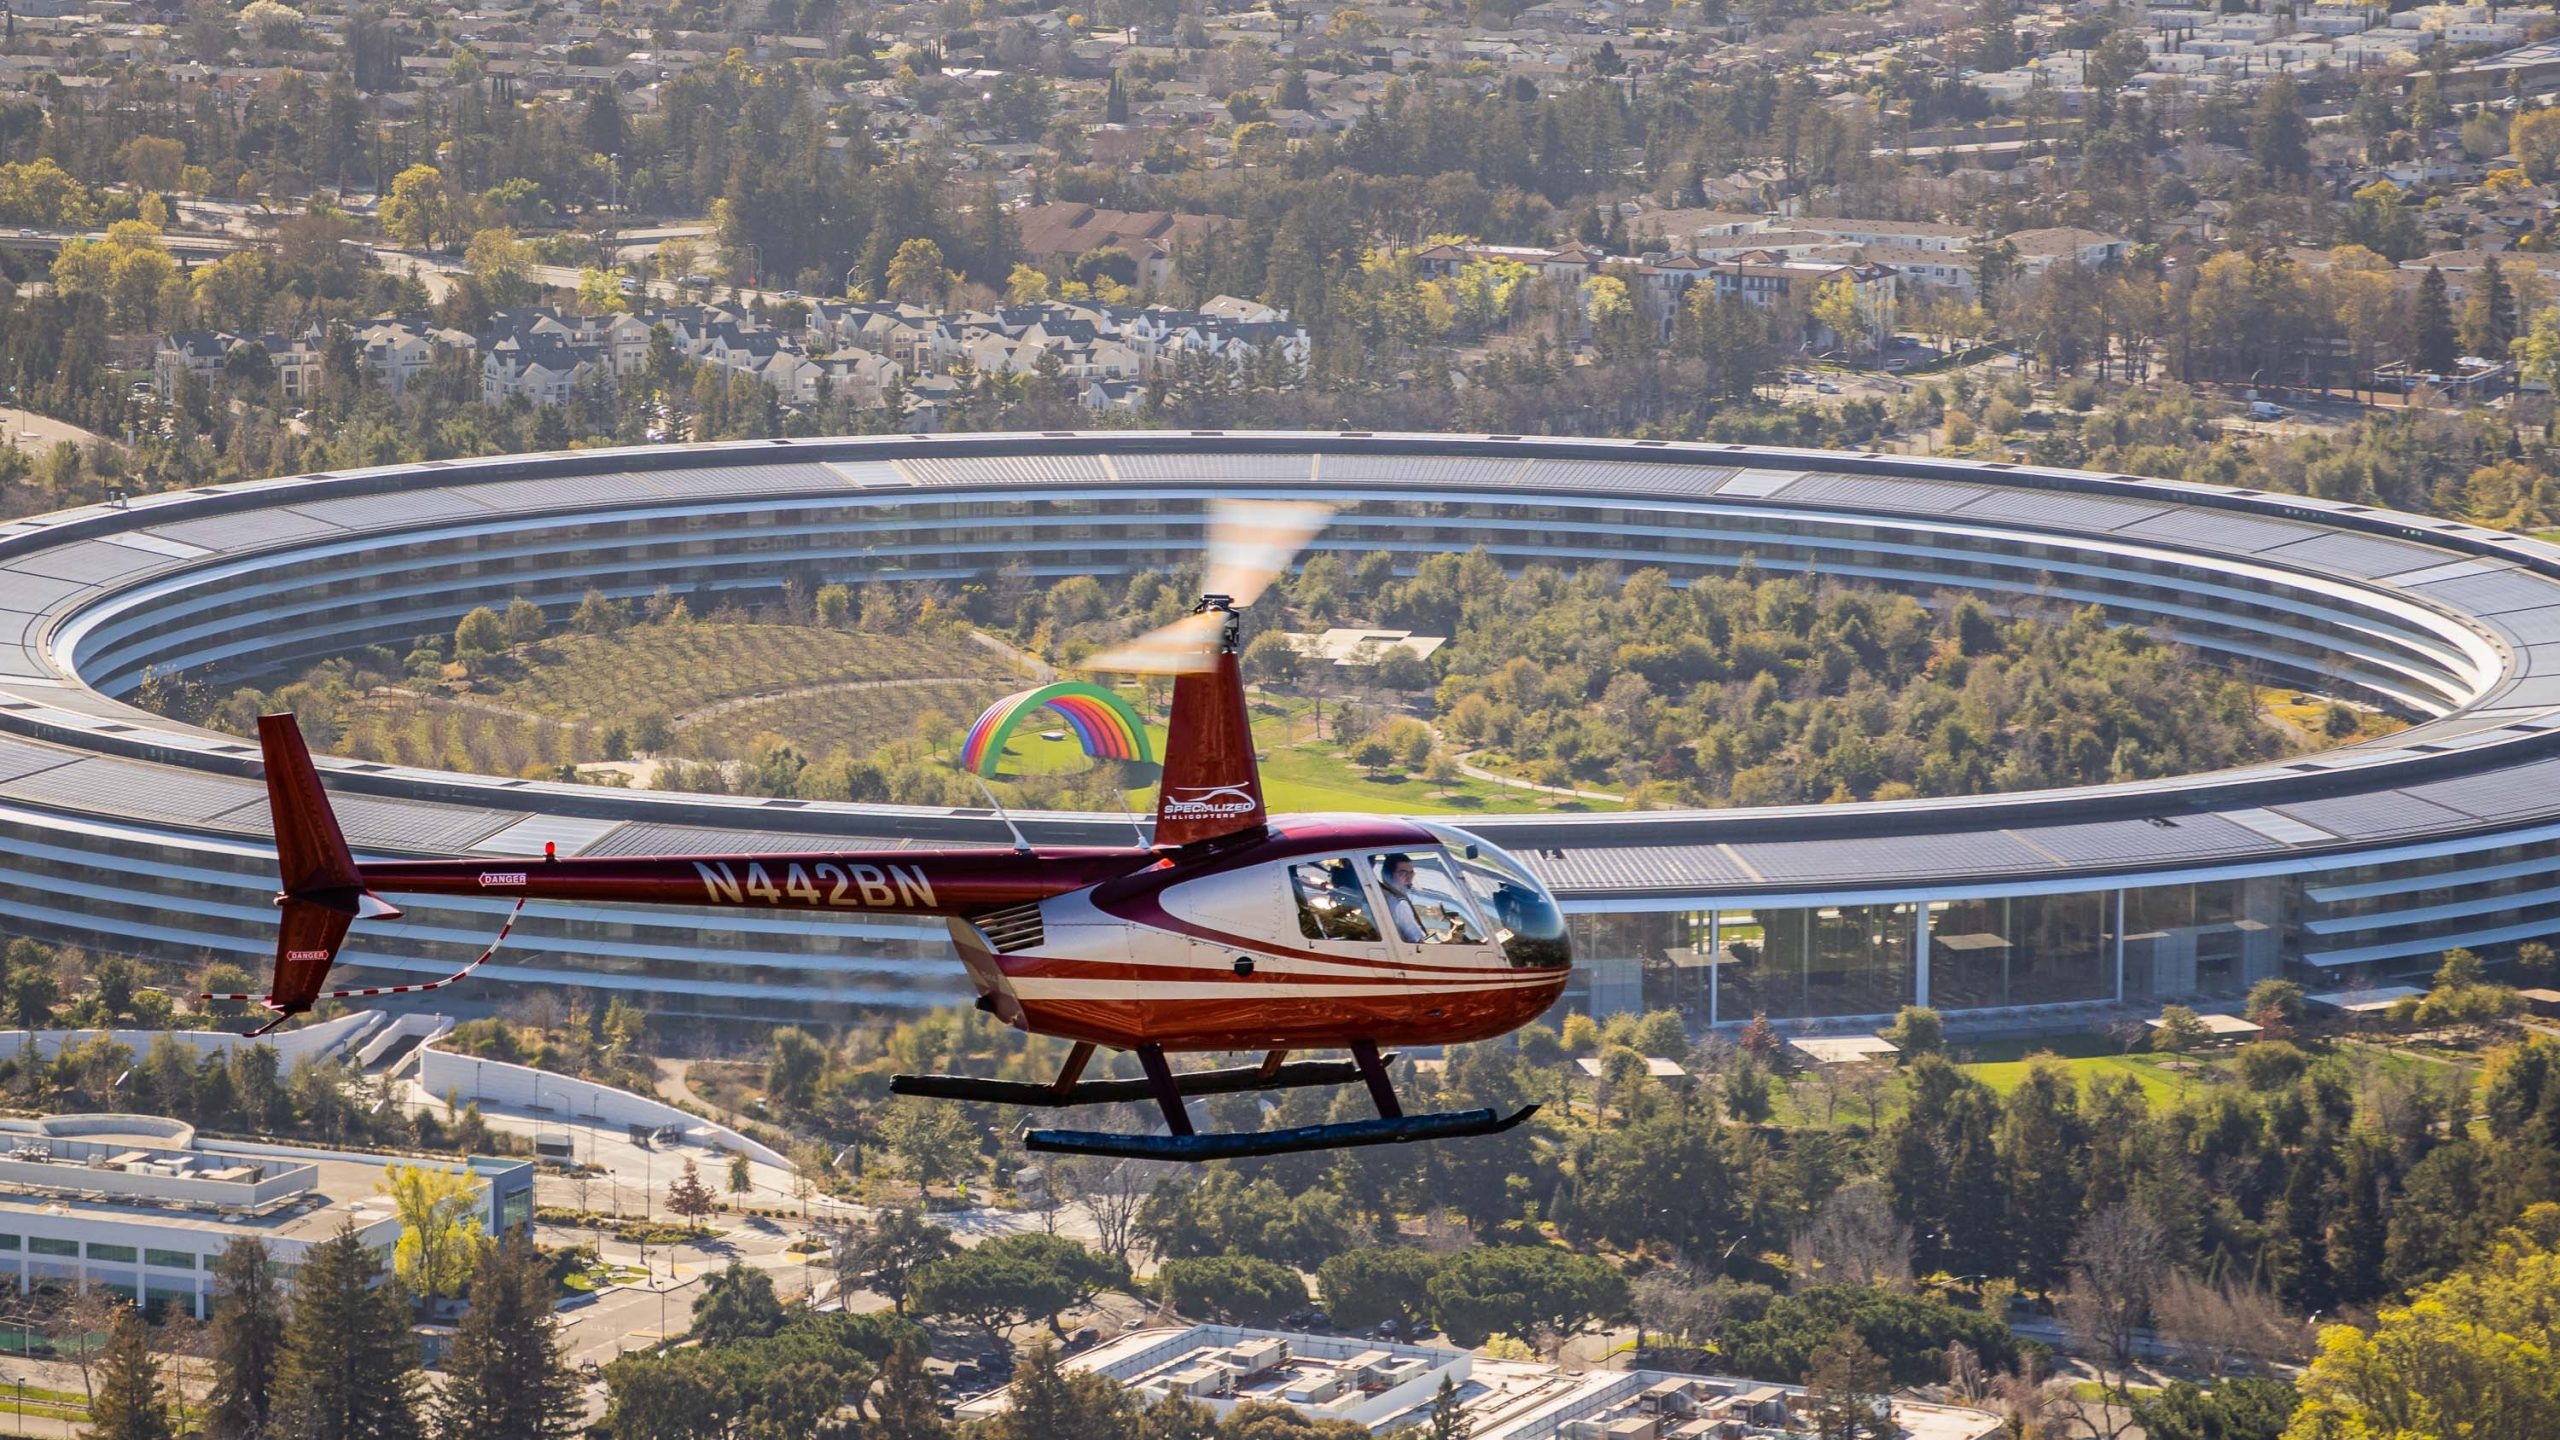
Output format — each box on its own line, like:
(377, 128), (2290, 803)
(1005, 975), (1557, 1002)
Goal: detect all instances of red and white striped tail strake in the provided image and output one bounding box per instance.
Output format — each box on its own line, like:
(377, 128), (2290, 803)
(203, 899), (527, 1014)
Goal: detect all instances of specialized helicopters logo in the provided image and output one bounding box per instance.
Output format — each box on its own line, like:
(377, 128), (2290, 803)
(1162, 784), (1258, 818)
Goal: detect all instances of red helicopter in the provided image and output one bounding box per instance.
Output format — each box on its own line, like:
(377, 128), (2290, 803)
(234, 502), (1570, 1160)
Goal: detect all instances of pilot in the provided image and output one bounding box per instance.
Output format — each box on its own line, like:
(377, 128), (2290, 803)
(1377, 853), (1428, 944)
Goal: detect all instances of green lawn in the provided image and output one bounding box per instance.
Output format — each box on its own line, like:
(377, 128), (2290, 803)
(1761, 1032), (2493, 1134)
(970, 693), (1631, 816)
(1962, 1051), (2198, 1107)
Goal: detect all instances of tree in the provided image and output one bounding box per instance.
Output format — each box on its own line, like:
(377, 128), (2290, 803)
(2462, 256), (2519, 360)
(870, 1340), (949, 1440)
(2152, 1270), (2304, 1380)
(765, 1027), (826, 1111)
(692, 1260), (784, 1345)
(206, 1237), (286, 1440)
(2286, 1205), (2560, 1439)
(433, 1231), (583, 1440)
(1425, 1246), (1627, 1348)
(85, 1306), (173, 1440)
(2152, 1005), (2210, 1055)
(380, 164), (449, 249)
(2246, 978), (2305, 1038)
(1812, 275), (1863, 356)
(2250, 77), (2310, 181)
(1997, 1055), (2087, 1289)
(1801, 1327), (1893, 1440)
(666, 1159), (715, 1223)
(2134, 1378), (2296, 1440)
(2415, 267), (2459, 374)
(1790, 1179), (1912, 1293)
(570, 588), (629, 635)
(1004, 264), (1052, 304)
(1881, 1006), (1943, 1056)
(910, 1232), (1126, 1344)
(501, 597), (546, 644)
(2063, 1203), (2169, 1379)
(452, 606), (505, 659)
(727, 1151), (752, 1202)
(1242, 628), (1304, 683)
(2517, 307), (2560, 404)
(2514, 107), (2560, 183)
(878, 1095), (981, 1197)
(273, 1220), (424, 1440)
(382, 1164), (487, 1300)
(463, 228), (536, 307)
(887, 238), (950, 305)
(1158, 1255), (1308, 1326)
(1723, 1285), (2014, 1387)
(971, 1339), (1132, 1440)
(601, 1350), (728, 1440)
(839, 1207), (958, 1313)
(1318, 1248), (1442, 1332)
(577, 267), (633, 312)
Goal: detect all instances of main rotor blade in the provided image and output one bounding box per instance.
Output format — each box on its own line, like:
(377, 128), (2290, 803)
(1204, 499), (1333, 608)
(1079, 610), (1227, 675)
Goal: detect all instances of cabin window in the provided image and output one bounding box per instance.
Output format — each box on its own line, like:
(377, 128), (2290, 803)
(1289, 860), (1381, 943)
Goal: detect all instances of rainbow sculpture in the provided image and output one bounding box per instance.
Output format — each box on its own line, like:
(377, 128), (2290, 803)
(960, 681), (1152, 777)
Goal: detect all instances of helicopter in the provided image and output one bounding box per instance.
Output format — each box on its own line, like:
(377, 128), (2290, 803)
(230, 501), (1572, 1161)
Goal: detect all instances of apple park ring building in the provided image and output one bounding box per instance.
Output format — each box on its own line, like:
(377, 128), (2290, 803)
(7, 430), (2560, 1032)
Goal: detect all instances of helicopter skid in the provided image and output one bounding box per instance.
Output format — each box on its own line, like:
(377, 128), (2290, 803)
(1021, 1104), (1539, 1162)
(889, 1055), (1393, 1108)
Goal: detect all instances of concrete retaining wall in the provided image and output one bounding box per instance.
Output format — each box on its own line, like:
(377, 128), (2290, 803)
(415, 1047), (791, 1169)
(0, 1012), (379, 1066)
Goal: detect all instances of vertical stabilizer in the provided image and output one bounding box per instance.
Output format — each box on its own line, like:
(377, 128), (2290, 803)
(256, 713), (376, 1017)
(1154, 641), (1266, 847)
(260, 712), (361, 897)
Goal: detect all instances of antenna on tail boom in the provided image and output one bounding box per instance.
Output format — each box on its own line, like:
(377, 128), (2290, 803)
(970, 776), (1036, 855)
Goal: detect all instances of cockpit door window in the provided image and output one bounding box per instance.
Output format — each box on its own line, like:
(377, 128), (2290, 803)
(1370, 853), (1488, 946)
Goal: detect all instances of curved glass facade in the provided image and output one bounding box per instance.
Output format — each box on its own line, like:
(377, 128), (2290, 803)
(0, 433), (2553, 1030)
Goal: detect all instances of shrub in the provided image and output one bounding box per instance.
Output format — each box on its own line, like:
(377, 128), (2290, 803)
(2234, 1040), (2310, 1091)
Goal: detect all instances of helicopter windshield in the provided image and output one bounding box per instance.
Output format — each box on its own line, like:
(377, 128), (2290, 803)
(1421, 823), (1572, 970)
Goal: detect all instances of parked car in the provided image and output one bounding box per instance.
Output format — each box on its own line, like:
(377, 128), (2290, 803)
(2249, 400), (2286, 421)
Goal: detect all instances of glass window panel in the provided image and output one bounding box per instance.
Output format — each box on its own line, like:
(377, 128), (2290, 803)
(1369, 854), (1485, 946)
(144, 1250), (194, 1271)
(85, 1244), (136, 1264)
(1717, 905), (1913, 1020)
(1288, 860), (1381, 943)
(28, 1238), (77, 1257)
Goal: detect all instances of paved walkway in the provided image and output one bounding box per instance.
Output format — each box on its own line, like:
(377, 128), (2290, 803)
(1451, 748), (1625, 804)
(0, 411), (102, 452)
